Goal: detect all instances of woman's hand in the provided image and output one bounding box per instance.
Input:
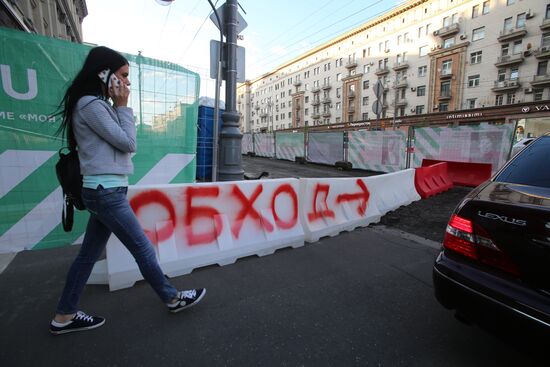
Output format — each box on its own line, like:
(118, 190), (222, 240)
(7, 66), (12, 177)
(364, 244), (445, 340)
(109, 74), (130, 107)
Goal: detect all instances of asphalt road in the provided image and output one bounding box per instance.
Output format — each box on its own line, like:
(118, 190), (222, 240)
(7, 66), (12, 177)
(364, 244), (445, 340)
(0, 156), (545, 366)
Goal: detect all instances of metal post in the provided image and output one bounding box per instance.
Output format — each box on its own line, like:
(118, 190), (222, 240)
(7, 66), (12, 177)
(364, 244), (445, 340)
(137, 51), (143, 132)
(218, 0), (244, 181)
(207, 0), (222, 182)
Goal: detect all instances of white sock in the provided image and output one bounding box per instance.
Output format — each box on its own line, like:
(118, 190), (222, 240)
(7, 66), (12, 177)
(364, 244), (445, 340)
(51, 319), (73, 327)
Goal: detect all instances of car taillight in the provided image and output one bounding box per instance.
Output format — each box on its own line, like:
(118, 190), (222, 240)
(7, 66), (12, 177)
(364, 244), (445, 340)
(443, 214), (520, 276)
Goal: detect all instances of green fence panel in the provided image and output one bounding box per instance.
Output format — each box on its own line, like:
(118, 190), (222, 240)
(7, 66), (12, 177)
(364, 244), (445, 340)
(275, 132), (304, 161)
(0, 28), (199, 253)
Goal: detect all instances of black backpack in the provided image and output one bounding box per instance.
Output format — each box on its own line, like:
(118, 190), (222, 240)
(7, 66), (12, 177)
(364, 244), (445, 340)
(55, 147), (85, 232)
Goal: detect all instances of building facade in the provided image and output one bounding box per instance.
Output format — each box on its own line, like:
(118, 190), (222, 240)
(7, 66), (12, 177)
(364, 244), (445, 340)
(0, 0), (87, 43)
(237, 0), (550, 133)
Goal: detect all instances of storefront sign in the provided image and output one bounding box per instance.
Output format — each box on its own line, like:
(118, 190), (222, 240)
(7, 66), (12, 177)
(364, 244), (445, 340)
(521, 104), (550, 113)
(445, 112), (483, 119)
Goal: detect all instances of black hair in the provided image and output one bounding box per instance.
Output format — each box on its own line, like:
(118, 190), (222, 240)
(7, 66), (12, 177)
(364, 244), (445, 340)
(54, 46), (129, 149)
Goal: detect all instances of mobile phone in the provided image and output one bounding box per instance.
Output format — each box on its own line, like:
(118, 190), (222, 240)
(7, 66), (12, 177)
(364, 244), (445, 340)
(109, 74), (121, 90)
(98, 69), (110, 84)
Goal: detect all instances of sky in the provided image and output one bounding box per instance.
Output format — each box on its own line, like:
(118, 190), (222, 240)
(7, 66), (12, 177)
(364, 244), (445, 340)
(83, 0), (404, 98)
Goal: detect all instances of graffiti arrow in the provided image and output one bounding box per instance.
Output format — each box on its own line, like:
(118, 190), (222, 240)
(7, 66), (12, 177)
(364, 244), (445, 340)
(336, 179), (370, 216)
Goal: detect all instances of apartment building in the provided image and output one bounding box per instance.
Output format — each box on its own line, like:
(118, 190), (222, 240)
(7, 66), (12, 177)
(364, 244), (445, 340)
(237, 0), (550, 133)
(0, 0), (87, 43)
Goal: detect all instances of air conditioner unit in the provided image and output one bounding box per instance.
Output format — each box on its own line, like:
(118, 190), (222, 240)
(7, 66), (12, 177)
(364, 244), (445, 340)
(459, 34), (467, 40)
(524, 87), (533, 94)
(526, 9), (534, 19)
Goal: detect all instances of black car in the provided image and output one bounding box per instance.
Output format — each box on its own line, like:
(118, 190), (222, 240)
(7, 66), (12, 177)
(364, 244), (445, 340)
(433, 133), (550, 336)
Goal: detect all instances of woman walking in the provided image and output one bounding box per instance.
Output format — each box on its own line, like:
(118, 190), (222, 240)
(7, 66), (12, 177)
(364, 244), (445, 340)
(50, 46), (205, 335)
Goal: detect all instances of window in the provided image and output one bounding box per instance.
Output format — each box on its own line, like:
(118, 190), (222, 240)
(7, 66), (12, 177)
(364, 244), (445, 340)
(417, 85), (426, 96)
(495, 94), (504, 106)
(501, 43), (510, 56)
(546, 4), (550, 19)
(513, 40), (523, 53)
(468, 74), (480, 87)
(415, 105), (424, 114)
(336, 102), (341, 110)
(507, 93), (516, 104)
(441, 60), (452, 75)
(443, 16), (451, 27)
(510, 68), (519, 80)
(439, 103), (449, 112)
(443, 37), (455, 48)
(503, 17), (513, 31)
(397, 35), (402, 45)
(440, 81), (451, 97)
(534, 89), (544, 101)
(498, 69), (506, 82)
(419, 45), (428, 57)
(470, 51), (482, 64)
(472, 5), (479, 18)
(305, 96), (309, 103)
(418, 26), (424, 38)
(483, 1), (490, 14)
(506, 0), (514, 5)
(543, 33), (550, 47)
(516, 13), (526, 28)
(363, 80), (370, 89)
(364, 65), (370, 73)
(336, 73), (341, 81)
(467, 98), (476, 109)
(362, 113), (369, 120)
(362, 96), (369, 106)
(537, 61), (548, 76)
(418, 65), (427, 77)
(473, 27), (485, 41)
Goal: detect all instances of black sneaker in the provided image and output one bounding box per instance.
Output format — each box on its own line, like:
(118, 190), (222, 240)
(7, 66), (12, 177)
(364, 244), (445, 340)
(167, 288), (206, 313)
(50, 311), (105, 335)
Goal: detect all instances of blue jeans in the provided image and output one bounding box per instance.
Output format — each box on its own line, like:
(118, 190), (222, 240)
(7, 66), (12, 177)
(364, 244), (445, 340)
(56, 186), (178, 314)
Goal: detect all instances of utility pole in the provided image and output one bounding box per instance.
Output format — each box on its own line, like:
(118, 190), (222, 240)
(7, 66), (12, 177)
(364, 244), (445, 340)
(218, 0), (244, 181)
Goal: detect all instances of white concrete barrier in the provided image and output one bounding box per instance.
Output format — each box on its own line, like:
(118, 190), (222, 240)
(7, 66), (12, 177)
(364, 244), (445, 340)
(299, 177), (382, 243)
(366, 169), (421, 215)
(89, 178), (304, 290)
(89, 170), (422, 290)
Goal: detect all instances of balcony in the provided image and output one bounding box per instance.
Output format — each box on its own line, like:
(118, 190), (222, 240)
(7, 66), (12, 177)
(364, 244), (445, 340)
(497, 27), (527, 42)
(375, 67), (390, 76)
(311, 113), (321, 119)
(440, 71), (453, 80)
(311, 86), (321, 93)
(322, 83), (332, 90)
(433, 23), (460, 38)
(438, 91), (451, 101)
(312, 98), (321, 106)
(494, 54), (525, 67)
(393, 61), (409, 71)
(531, 74), (550, 87)
(492, 79), (521, 92)
(395, 77), (408, 89)
(322, 97), (332, 104)
(345, 60), (358, 69)
(392, 99), (408, 107)
(322, 111), (331, 118)
(260, 112), (268, 118)
(534, 45), (550, 59)
(541, 18), (550, 31)
(293, 80), (302, 87)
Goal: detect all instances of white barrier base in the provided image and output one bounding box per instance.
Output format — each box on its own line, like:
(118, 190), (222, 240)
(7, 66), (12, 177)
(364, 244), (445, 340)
(89, 236), (304, 291)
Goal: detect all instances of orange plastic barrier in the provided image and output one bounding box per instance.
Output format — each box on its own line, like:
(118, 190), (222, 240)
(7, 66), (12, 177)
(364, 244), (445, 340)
(414, 162), (454, 199)
(421, 159), (492, 187)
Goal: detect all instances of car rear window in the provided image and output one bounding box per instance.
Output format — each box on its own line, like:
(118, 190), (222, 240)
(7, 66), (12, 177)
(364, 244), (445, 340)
(495, 136), (550, 188)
